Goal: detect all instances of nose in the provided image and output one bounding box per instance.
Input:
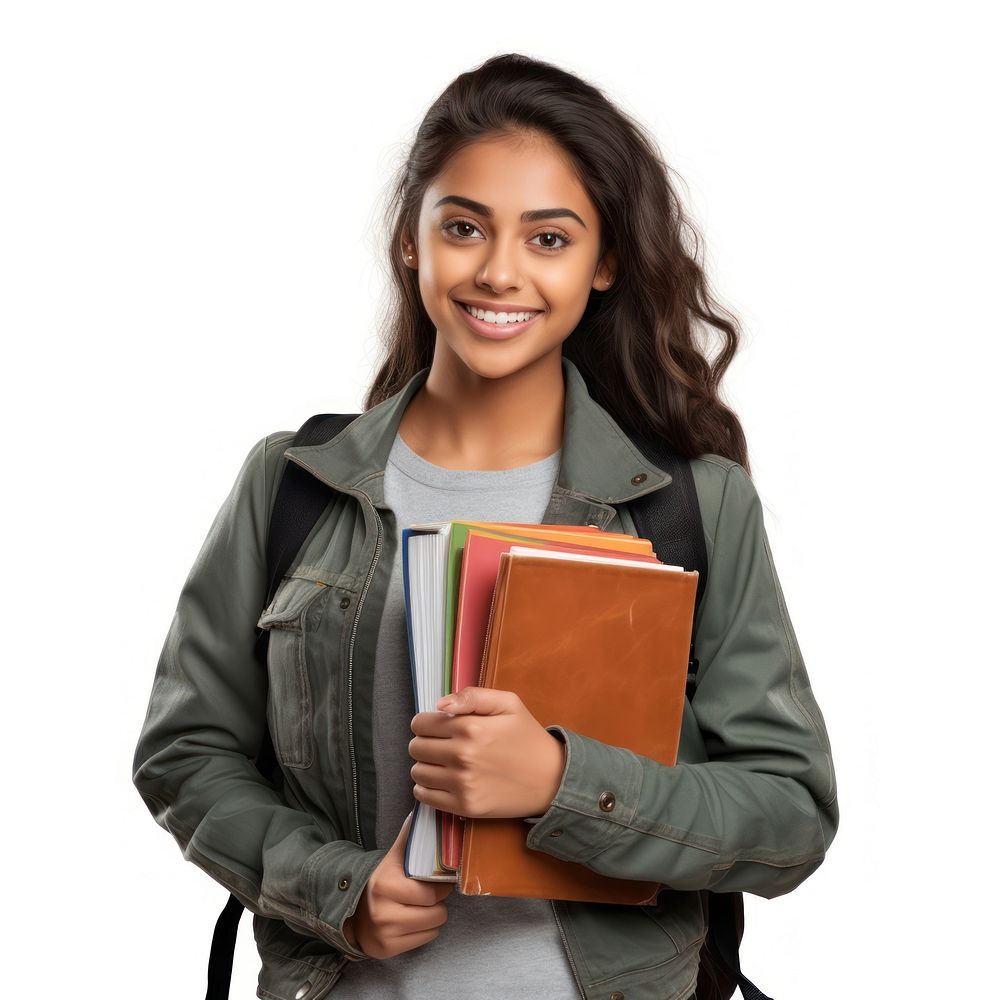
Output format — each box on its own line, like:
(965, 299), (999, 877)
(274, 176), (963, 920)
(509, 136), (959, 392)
(475, 237), (524, 294)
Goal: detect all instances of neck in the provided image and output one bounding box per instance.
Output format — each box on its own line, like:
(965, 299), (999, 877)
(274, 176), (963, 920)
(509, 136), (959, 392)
(397, 348), (565, 471)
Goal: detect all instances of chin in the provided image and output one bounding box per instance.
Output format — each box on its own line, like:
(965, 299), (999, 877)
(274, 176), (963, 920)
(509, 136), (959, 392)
(436, 325), (567, 382)
(460, 356), (525, 381)
(465, 349), (561, 385)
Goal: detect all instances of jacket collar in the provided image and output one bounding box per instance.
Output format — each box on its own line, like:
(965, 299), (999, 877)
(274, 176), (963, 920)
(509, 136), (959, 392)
(282, 355), (672, 508)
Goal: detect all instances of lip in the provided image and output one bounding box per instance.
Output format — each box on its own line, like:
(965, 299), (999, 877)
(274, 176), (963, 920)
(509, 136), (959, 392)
(453, 298), (543, 341)
(455, 297), (543, 314)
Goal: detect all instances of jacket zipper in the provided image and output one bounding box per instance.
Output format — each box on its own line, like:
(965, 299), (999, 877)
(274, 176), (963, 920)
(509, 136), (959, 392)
(346, 487), (383, 849)
(550, 899), (586, 998)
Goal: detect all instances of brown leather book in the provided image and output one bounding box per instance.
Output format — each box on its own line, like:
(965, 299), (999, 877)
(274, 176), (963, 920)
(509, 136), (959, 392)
(458, 546), (698, 903)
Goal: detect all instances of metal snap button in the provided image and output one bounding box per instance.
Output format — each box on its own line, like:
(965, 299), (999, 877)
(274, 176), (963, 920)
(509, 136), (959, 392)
(631, 473), (647, 484)
(598, 791), (616, 812)
(340, 596), (351, 609)
(610, 992), (625, 1000)
(338, 875), (351, 890)
(548, 829), (563, 837)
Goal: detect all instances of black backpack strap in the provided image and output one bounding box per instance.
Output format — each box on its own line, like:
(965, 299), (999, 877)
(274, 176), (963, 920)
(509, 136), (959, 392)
(260, 414), (364, 625)
(625, 434), (772, 1000)
(625, 432), (708, 704)
(206, 413), (360, 1000)
(710, 892), (774, 1000)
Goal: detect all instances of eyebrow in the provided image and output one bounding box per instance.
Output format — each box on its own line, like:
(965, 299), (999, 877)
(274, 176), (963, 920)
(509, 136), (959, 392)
(432, 195), (587, 229)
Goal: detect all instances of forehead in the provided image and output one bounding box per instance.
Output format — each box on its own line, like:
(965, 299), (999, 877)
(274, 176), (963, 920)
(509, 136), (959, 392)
(422, 134), (597, 224)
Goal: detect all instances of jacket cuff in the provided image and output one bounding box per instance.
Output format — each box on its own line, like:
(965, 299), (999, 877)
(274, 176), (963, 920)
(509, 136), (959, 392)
(523, 725), (567, 825)
(522, 725), (643, 863)
(311, 840), (390, 960)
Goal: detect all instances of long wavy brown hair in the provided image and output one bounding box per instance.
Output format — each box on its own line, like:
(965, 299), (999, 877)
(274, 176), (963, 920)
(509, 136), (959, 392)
(364, 52), (750, 474)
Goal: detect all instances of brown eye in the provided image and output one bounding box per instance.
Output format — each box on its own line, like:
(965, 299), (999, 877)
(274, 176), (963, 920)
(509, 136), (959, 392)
(530, 229), (573, 252)
(442, 220), (485, 240)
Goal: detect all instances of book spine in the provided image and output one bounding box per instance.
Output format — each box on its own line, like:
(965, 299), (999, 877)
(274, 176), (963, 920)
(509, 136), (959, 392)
(477, 553), (511, 687)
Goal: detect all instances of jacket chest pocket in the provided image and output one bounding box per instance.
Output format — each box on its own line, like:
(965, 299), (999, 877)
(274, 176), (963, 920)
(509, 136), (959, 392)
(256, 576), (334, 770)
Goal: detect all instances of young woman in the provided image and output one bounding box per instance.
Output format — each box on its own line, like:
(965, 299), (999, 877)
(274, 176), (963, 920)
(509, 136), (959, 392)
(133, 53), (838, 1000)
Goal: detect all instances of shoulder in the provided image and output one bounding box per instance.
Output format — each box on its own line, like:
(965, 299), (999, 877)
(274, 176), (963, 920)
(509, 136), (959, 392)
(235, 430), (298, 476)
(689, 453), (762, 561)
(261, 430), (298, 509)
(225, 430), (298, 519)
(689, 451), (757, 517)
(262, 429), (298, 467)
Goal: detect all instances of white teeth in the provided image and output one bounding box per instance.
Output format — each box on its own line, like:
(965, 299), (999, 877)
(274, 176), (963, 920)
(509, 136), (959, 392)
(461, 302), (538, 325)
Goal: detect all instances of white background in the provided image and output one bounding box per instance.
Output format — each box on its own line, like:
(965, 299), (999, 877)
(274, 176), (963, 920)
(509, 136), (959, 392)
(3, 2), (996, 997)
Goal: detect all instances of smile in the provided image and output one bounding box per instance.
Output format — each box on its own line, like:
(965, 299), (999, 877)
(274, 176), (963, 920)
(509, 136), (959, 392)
(453, 299), (544, 340)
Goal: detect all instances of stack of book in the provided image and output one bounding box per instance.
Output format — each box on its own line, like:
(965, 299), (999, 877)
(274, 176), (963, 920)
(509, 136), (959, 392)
(401, 520), (698, 905)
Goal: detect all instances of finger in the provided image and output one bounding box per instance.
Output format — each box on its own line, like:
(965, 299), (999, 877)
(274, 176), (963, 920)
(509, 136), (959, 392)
(410, 710), (459, 737)
(410, 761), (457, 793)
(412, 783), (457, 814)
(383, 868), (453, 906)
(408, 734), (457, 767)
(393, 877), (456, 904)
(393, 902), (450, 940)
(437, 686), (517, 717)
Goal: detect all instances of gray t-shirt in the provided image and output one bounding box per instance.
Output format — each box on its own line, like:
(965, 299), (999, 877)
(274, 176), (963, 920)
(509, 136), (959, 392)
(337, 431), (581, 998)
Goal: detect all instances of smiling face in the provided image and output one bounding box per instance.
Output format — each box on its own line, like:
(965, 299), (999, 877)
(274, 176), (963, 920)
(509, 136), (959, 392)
(404, 131), (615, 381)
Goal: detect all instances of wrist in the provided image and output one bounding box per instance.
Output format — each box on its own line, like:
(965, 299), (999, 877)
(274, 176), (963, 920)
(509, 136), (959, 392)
(541, 729), (567, 807)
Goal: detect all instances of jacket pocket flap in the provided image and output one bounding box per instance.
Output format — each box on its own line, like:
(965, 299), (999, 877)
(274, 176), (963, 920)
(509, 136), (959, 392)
(257, 576), (330, 630)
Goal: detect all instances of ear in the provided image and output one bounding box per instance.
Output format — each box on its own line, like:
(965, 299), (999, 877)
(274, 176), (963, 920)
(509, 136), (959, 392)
(593, 250), (617, 291)
(401, 234), (418, 269)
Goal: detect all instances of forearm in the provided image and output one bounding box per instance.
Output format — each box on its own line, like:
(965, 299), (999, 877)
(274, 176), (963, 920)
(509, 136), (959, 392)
(525, 462), (840, 898)
(524, 725), (837, 897)
(132, 432), (385, 960)
(134, 734), (386, 957)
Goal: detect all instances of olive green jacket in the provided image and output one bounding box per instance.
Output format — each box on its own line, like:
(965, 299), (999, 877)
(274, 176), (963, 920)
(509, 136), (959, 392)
(132, 356), (838, 1000)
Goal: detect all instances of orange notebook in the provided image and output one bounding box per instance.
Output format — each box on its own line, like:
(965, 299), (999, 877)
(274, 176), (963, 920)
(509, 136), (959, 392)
(440, 529), (663, 870)
(458, 546), (697, 904)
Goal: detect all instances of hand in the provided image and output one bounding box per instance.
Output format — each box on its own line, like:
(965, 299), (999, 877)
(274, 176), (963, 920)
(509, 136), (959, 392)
(408, 687), (567, 820)
(344, 810), (454, 960)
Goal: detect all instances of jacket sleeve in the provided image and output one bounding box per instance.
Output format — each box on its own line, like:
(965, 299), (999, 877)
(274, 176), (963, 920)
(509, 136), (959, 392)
(522, 462), (839, 899)
(131, 433), (386, 960)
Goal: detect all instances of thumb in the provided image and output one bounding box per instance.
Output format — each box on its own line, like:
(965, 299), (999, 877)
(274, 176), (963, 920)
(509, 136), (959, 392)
(436, 686), (508, 716)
